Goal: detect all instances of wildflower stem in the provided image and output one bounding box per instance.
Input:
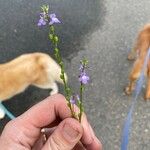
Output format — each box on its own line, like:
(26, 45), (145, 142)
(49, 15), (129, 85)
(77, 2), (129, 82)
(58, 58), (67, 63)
(79, 82), (83, 122)
(79, 61), (86, 122)
(48, 25), (76, 119)
(38, 5), (87, 122)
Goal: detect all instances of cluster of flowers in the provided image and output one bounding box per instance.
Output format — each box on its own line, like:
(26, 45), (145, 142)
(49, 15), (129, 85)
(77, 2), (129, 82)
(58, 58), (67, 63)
(38, 5), (60, 26)
(38, 5), (89, 122)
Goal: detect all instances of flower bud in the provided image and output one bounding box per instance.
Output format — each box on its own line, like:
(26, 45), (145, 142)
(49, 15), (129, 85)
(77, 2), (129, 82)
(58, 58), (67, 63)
(50, 26), (54, 33)
(49, 34), (53, 40)
(66, 88), (71, 94)
(54, 48), (59, 53)
(54, 36), (59, 43)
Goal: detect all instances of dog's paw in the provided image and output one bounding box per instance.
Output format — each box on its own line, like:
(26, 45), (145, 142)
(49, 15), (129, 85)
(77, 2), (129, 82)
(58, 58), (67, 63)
(127, 53), (135, 61)
(124, 86), (132, 95)
(49, 91), (57, 95)
(0, 108), (5, 119)
(144, 94), (150, 101)
(49, 90), (58, 95)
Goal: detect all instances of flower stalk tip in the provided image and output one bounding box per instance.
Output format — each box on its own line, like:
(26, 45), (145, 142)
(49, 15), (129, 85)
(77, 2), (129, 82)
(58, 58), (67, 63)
(38, 5), (60, 27)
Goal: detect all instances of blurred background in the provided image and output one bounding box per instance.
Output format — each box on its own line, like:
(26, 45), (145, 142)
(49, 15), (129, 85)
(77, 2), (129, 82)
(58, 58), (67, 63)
(0, 0), (150, 149)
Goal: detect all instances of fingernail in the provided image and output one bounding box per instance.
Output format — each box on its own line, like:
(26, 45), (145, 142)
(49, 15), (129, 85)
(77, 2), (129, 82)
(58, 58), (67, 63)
(62, 123), (80, 141)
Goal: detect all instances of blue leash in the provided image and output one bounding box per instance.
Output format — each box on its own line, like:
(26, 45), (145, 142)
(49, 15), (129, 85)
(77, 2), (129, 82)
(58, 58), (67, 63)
(121, 48), (150, 150)
(0, 102), (15, 120)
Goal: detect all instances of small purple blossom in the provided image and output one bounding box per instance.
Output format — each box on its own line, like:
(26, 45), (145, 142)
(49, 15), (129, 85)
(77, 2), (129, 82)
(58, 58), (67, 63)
(38, 5), (60, 27)
(37, 17), (47, 26)
(70, 96), (76, 104)
(79, 72), (90, 84)
(70, 95), (80, 105)
(79, 61), (90, 84)
(49, 13), (61, 25)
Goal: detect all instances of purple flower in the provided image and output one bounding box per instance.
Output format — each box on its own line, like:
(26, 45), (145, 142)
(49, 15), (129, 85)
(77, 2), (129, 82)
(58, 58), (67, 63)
(49, 13), (61, 25)
(79, 72), (90, 84)
(70, 96), (76, 104)
(37, 17), (47, 26)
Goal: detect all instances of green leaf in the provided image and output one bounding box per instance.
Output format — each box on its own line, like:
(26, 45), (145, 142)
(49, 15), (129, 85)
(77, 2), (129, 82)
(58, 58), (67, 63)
(49, 34), (53, 40)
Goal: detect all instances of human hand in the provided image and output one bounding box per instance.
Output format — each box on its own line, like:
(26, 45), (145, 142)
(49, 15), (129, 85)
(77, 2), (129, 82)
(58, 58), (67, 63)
(0, 94), (102, 150)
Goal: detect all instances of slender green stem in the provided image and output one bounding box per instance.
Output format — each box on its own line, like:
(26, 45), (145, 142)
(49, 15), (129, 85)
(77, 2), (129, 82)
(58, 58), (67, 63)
(49, 25), (76, 119)
(79, 62), (86, 122)
(79, 82), (83, 122)
(40, 5), (81, 121)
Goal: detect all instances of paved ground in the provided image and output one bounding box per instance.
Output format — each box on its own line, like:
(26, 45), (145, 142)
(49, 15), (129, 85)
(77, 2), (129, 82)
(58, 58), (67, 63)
(0, 0), (150, 149)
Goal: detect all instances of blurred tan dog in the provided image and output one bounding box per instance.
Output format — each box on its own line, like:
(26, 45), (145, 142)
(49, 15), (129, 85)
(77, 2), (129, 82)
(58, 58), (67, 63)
(0, 52), (66, 101)
(125, 24), (150, 100)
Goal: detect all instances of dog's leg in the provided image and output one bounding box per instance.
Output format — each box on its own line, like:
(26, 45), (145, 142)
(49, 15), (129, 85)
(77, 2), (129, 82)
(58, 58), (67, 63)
(145, 77), (150, 100)
(125, 80), (136, 95)
(33, 82), (58, 95)
(127, 48), (137, 60)
(145, 66), (150, 100)
(125, 59), (142, 95)
(127, 39), (140, 60)
(48, 82), (58, 95)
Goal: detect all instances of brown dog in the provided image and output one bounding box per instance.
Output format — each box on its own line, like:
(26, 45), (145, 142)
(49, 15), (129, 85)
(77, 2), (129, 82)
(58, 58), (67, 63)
(125, 24), (150, 100)
(0, 52), (67, 101)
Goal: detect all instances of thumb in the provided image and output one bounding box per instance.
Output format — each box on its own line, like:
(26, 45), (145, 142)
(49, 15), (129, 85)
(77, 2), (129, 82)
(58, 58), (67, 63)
(42, 118), (83, 150)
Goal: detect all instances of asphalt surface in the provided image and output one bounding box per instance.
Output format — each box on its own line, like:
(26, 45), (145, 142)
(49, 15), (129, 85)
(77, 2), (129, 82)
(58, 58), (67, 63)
(0, 0), (150, 149)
